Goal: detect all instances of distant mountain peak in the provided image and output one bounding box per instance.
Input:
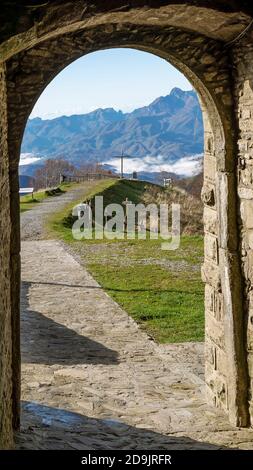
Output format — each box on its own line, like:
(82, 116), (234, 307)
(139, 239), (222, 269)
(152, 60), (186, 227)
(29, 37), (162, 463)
(22, 87), (203, 166)
(170, 87), (187, 98)
(145, 88), (197, 112)
(170, 87), (194, 99)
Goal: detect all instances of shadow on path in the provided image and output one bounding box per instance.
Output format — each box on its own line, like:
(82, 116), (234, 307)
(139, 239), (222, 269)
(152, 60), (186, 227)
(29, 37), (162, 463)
(25, 280), (202, 295)
(21, 281), (119, 366)
(17, 401), (227, 450)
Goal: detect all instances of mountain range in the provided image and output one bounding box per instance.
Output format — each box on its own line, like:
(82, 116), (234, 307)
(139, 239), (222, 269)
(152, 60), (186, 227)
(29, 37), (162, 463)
(21, 88), (204, 168)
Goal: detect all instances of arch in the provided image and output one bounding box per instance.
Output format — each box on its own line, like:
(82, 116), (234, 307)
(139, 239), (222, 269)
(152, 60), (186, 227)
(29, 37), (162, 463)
(7, 22), (248, 425)
(0, 4), (252, 447)
(0, 2), (251, 61)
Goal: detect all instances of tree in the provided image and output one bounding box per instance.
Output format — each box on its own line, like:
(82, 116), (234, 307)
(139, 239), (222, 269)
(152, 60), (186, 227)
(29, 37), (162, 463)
(34, 158), (76, 189)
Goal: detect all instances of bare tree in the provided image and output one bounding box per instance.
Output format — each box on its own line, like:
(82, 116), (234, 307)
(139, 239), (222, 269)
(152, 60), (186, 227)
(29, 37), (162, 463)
(34, 158), (76, 189)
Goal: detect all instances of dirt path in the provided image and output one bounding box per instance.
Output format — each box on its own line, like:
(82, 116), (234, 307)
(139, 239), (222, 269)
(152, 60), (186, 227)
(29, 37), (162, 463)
(21, 184), (92, 240)
(17, 187), (253, 449)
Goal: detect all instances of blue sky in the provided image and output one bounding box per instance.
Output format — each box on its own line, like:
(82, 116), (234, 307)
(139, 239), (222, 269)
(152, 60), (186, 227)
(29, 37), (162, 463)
(30, 48), (192, 119)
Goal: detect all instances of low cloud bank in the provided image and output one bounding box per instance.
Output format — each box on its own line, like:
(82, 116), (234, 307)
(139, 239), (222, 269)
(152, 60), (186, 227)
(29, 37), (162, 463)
(104, 154), (203, 177)
(20, 153), (42, 166)
(19, 152), (203, 177)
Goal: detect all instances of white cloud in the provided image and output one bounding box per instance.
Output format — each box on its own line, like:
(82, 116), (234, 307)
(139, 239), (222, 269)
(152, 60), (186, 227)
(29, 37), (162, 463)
(19, 152), (202, 177)
(19, 153), (42, 166)
(104, 154), (203, 177)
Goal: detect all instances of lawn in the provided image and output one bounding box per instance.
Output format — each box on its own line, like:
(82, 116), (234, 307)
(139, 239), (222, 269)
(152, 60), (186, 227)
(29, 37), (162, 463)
(74, 236), (204, 343)
(47, 179), (204, 343)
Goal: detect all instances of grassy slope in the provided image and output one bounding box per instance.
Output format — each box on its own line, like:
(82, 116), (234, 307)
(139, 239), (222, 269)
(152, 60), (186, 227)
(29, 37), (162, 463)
(46, 178), (117, 240)
(47, 178), (204, 343)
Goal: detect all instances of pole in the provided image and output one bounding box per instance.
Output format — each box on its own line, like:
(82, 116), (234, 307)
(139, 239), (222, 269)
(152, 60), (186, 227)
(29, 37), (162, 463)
(121, 152), (123, 179)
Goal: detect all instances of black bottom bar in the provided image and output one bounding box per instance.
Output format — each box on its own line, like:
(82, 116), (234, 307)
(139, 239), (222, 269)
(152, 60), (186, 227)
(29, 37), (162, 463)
(0, 450), (252, 468)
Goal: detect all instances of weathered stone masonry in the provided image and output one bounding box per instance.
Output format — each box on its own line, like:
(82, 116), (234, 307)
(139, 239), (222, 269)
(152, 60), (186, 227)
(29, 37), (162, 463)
(0, 63), (13, 449)
(234, 30), (253, 427)
(0, 0), (253, 448)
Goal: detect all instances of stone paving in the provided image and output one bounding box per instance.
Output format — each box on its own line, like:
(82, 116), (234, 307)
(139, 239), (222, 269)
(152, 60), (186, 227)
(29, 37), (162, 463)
(17, 239), (253, 449)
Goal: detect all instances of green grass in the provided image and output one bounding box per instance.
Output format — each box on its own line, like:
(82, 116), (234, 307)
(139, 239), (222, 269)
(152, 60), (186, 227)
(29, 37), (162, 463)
(95, 178), (154, 206)
(84, 236), (204, 343)
(47, 178), (204, 343)
(46, 178), (117, 240)
(88, 259), (204, 343)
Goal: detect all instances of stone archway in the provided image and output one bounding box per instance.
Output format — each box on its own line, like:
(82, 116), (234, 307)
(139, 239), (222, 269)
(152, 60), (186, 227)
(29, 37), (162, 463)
(0, 1), (253, 448)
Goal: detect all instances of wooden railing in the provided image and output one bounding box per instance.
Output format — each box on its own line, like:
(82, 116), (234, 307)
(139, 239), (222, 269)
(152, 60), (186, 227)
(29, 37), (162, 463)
(62, 173), (117, 183)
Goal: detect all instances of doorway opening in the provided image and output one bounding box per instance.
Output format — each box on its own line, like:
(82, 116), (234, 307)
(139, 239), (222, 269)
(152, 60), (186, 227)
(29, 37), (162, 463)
(3, 19), (248, 448)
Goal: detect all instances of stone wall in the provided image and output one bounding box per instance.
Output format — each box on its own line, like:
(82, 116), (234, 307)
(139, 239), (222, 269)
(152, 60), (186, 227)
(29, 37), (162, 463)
(201, 107), (227, 409)
(233, 31), (253, 426)
(0, 63), (13, 448)
(201, 94), (249, 426)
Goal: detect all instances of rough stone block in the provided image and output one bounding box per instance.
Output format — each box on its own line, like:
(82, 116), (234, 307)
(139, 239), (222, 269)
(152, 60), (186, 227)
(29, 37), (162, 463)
(201, 261), (221, 291)
(216, 344), (228, 377)
(247, 230), (253, 250)
(238, 187), (253, 199)
(205, 284), (223, 321)
(205, 339), (217, 369)
(203, 206), (217, 235)
(205, 285), (223, 319)
(217, 172), (238, 252)
(206, 313), (225, 349)
(242, 108), (251, 120)
(205, 366), (228, 410)
(201, 184), (216, 207)
(248, 352), (253, 378)
(238, 167), (253, 187)
(204, 154), (216, 181)
(242, 250), (253, 285)
(238, 139), (248, 152)
(240, 199), (253, 229)
(204, 233), (219, 264)
(247, 309), (253, 352)
(205, 284), (214, 312)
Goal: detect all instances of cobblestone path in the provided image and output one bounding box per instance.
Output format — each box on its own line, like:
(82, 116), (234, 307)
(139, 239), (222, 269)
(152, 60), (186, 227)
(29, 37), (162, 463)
(17, 238), (253, 449)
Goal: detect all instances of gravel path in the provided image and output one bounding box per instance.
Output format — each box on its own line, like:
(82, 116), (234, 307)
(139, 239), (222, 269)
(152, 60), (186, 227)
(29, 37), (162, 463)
(21, 184), (90, 240)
